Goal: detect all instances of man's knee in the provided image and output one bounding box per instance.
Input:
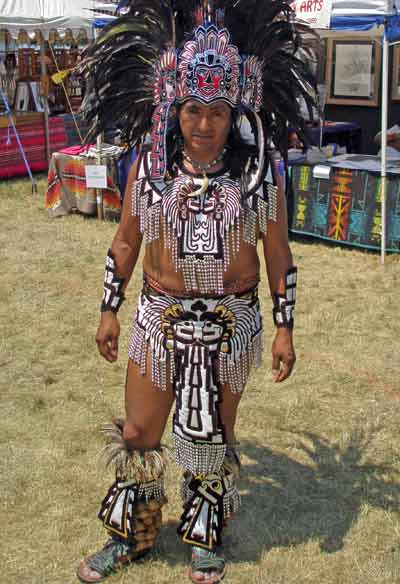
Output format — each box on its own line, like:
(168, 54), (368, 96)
(122, 420), (159, 449)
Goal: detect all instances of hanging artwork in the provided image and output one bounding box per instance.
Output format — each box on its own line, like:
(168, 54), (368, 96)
(392, 45), (400, 101)
(325, 36), (382, 107)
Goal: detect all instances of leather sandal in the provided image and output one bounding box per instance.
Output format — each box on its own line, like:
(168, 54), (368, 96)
(77, 536), (150, 582)
(188, 546), (226, 584)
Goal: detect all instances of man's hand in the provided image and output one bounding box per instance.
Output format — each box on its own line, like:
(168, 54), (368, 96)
(271, 327), (296, 382)
(96, 312), (120, 362)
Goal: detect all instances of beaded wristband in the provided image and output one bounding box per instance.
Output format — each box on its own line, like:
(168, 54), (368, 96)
(272, 267), (297, 328)
(100, 249), (126, 313)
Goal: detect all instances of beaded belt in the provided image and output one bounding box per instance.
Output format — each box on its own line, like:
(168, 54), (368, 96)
(143, 272), (260, 299)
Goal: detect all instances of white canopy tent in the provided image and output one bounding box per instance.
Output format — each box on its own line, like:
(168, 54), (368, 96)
(0, 1), (113, 175)
(331, 0), (397, 15)
(0, 1), (111, 36)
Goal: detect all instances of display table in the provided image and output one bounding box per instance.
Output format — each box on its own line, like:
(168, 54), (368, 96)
(305, 121), (362, 153)
(0, 113), (68, 178)
(46, 147), (122, 220)
(289, 164), (400, 252)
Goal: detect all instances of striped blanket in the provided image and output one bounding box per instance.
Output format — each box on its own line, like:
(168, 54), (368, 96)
(0, 116), (67, 179)
(46, 152), (122, 220)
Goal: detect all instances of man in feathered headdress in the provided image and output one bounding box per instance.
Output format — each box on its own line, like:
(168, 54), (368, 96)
(77, 2), (317, 582)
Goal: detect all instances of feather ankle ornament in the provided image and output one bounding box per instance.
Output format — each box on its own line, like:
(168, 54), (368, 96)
(98, 418), (169, 542)
(101, 417), (170, 483)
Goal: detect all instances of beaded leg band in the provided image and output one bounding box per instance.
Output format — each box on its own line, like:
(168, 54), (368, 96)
(273, 267), (297, 328)
(97, 418), (168, 552)
(178, 447), (241, 551)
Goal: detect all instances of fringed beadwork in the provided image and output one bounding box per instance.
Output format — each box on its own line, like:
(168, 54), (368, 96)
(181, 447), (242, 520)
(128, 285), (263, 394)
(174, 434), (227, 476)
(130, 150), (278, 294)
(178, 447), (242, 550)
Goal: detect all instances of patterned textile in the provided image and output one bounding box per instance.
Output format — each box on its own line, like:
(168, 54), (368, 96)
(97, 419), (168, 544)
(46, 152), (122, 220)
(290, 165), (400, 252)
(128, 284), (263, 396)
(0, 115), (67, 179)
(132, 149), (278, 294)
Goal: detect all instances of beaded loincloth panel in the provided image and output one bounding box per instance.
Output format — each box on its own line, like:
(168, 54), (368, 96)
(128, 286), (263, 395)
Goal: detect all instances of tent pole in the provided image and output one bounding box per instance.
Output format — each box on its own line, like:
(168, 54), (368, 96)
(40, 27), (51, 163)
(96, 134), (104, 220)
(0, 87), (37, 192)
(380, 25), (389, 265)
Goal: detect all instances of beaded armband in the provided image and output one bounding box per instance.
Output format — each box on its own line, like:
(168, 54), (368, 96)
(100, 249), (126, 313)
(272, 267), (297, 328)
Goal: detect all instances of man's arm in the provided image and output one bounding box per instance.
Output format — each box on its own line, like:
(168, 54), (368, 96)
(261, 169), (296, 382)
(96, 158), (143, 362)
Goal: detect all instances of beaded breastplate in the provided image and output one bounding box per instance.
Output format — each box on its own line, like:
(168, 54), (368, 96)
(131, 150), (278, 294)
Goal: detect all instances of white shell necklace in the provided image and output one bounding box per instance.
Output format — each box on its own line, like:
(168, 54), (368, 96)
(182, 148), (226, 197)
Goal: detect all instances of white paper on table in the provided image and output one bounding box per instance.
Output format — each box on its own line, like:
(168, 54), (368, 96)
(85, 165), (107, 189)
(313, 165), (331, 180)
(334, 44), (372, 98)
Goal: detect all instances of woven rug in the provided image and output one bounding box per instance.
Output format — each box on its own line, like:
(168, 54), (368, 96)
(0, 116), (68, 178)
(290, 165), (400, 253)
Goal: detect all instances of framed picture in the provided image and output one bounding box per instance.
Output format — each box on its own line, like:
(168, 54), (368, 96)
(325, 37), (382, 106)
(392, 45), (400, 101)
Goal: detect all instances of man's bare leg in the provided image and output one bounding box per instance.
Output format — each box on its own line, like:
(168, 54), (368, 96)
(78, 357), (174, 583)
(123, 357), (175, 449)
(189, 383), (243, 584)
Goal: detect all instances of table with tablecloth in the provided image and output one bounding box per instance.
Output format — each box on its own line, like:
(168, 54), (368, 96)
(305, 121), (362, 153)
(289, 164), (400, 252)
(46, 145), (122, 220)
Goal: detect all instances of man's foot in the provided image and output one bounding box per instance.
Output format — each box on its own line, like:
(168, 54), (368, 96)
(77, 536), (150, 582)
(188, 546), (226, 583)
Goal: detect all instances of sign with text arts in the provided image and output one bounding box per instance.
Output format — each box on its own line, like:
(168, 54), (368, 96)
(291, 0), (333, 29)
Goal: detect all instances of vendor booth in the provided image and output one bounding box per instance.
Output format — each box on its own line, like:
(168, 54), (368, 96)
(290, 0), (400, 258)
(0, 1), (115, 180)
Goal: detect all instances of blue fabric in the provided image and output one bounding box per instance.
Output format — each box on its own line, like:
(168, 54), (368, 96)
(331, 15), (386, 31)
(387, 16), (400, 42)
(93, 18), (115, 28)
(331, 15), (400, 41)
(117, 149), (138, 199)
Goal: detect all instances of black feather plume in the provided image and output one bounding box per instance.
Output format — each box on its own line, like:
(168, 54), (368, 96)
(79, 0), (319, 153)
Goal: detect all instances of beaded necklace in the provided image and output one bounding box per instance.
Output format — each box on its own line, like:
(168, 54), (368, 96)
(182, 148), (227, 197)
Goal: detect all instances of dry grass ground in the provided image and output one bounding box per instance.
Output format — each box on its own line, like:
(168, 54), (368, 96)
(1, 175), (400, 584)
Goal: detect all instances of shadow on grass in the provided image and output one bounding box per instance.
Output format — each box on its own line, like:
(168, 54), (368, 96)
(153, 427), (399, 568)
(224, 427), (400, 563)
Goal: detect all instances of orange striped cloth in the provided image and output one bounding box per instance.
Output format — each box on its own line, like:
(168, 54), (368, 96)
(46, 152), (122, 220)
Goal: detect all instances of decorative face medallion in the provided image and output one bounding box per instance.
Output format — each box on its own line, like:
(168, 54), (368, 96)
(195, 65), (225, 98)
(177, 25), (241, 106)
(153, 49), (177, 105)
(242, 56), (263, 112)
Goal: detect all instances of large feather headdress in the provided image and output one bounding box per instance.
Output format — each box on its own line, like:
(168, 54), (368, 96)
(80, 0), (318, 182)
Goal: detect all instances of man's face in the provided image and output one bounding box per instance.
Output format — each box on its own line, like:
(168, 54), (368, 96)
(179, 99), (232, 157)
